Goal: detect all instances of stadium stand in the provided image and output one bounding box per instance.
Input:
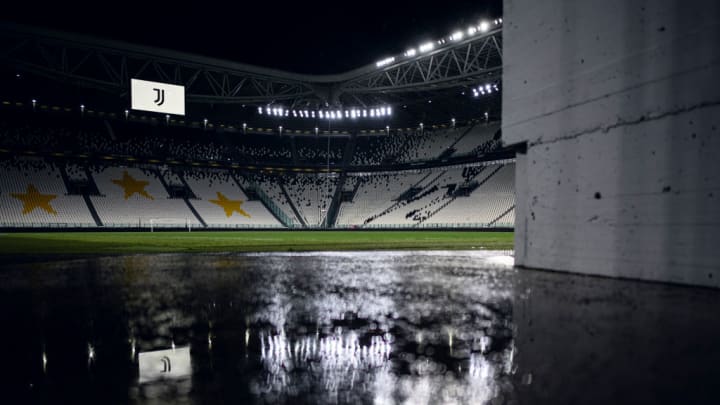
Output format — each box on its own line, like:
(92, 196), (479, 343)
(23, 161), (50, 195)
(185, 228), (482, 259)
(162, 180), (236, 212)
(335, 162), (514, 228)
(182, 169), (281, 228)
(450, 122), (502, 157)
(283, 173), (338, 227)
(0, 157), (96, 227)
(423, 163), (515, 226)
(0, 108), (513, 229)
(89, 166), (201, 228)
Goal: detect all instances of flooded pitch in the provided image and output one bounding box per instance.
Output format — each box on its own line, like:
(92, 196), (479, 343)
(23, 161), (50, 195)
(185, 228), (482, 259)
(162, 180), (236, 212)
(1, 250), (719, 404)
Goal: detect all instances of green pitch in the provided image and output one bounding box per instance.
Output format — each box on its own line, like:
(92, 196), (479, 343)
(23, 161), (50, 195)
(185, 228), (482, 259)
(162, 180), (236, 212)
(0, 231), (513, 256)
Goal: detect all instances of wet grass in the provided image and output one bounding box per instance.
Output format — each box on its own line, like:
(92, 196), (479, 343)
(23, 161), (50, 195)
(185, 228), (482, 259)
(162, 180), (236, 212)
(0, 231), (513, 256)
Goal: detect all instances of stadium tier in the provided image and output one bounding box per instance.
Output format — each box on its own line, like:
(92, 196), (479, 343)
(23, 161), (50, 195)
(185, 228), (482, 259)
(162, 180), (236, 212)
(0, 158), (514, 229)
(0, 109), (513, 229)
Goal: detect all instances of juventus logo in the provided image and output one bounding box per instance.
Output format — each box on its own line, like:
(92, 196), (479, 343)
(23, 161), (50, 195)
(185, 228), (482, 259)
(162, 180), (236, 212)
(153, 88), (165, 106)
(160, 356), (172, 372)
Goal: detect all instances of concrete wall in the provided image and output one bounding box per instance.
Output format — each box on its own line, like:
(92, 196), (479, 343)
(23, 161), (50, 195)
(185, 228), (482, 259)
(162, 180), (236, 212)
(503, 0), (720, 286)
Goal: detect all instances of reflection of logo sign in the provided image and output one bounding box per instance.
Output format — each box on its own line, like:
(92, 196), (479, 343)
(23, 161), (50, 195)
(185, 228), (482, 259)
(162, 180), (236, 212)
(138, 346), (191, 384)
(153, 88), (165, 106)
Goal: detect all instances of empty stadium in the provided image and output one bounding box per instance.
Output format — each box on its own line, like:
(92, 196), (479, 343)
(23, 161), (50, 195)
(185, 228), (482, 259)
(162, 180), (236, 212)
(1, 1), (719, 404)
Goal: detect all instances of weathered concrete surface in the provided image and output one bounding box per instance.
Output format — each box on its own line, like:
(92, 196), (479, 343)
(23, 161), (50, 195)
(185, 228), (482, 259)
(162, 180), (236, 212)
(503, 0), (720, 286)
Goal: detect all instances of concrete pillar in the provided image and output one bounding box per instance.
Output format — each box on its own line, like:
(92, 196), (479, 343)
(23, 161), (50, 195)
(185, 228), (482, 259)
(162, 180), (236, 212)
(503, 0), (720, 286)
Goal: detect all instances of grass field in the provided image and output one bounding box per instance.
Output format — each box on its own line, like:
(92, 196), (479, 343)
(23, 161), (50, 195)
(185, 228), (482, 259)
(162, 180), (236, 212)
(0, 231), (513, 256)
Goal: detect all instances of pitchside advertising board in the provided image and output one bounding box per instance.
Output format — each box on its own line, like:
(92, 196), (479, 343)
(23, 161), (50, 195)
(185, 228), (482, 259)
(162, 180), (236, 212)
(131, 78), (185, 116)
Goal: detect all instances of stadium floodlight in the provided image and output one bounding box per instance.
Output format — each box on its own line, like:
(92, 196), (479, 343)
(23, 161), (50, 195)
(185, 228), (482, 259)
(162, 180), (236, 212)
(319, 110), (324, 119)
(419, 42), (434, 53)
(285, 110), (289, 117)
(498, 18), (503, 23)
(258, 106), (263, 114)
(380, 107), (386, 116)
(311, 111), (315, 118)
(292, 110), (297, 117)
(345, 110), (349, 118)
(363, 110), (367, 117)
(405, 48), (417, 57)
(375, 57), (395, 68)
(388, 106), (392, 115)
(370, 109), (375, 117)
(468, 26), (477, 36)
(479, 21), (490, 32)
(336, 110), (342, 119)
(450, 31), (463, 41)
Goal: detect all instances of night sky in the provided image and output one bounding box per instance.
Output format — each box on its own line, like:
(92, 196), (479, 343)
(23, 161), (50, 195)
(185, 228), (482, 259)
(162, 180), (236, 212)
(4, 0), (502, 74)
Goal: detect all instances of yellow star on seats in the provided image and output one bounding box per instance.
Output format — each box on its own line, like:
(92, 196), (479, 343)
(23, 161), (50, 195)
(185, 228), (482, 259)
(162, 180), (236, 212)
(11, 184), (58, 215)
(112, 171), (154, 200)
(209, 192), (251, 218)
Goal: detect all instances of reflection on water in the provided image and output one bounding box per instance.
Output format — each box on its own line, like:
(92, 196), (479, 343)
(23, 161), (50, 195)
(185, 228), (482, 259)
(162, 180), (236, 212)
(1, 250), (719, 404)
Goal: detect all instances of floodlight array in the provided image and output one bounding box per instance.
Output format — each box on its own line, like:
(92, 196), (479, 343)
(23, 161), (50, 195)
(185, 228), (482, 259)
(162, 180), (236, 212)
(472, 82), (500, 97)
(258, 105), (393, 120)
(394, 18), (502, 60)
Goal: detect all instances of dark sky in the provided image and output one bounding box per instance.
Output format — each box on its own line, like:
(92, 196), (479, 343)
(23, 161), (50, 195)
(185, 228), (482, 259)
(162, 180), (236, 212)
(5, 0), (502, 74)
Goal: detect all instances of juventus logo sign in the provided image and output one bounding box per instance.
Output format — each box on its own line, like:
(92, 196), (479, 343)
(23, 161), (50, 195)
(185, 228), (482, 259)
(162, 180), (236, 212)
(131, 78), (185, 116)
(153, 88), (165, 106)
